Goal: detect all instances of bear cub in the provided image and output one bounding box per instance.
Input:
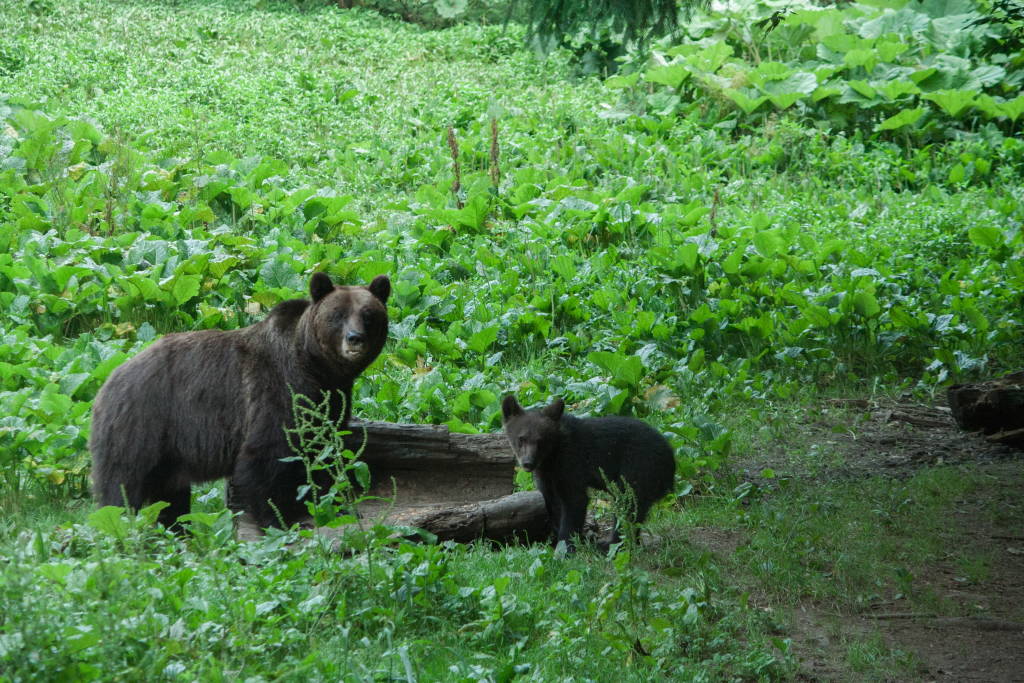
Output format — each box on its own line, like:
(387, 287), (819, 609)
(501, 395), (675, 552)
(89, 272), (390, 530)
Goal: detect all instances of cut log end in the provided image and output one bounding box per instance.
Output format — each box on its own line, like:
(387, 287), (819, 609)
(947, 371), (1024, 448)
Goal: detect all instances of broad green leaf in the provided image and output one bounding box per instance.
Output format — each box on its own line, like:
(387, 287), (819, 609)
(455, 194), (490, 230)
(645, 64), (690, 90)
(858, 7), (930, 39)
(467, 325), (499, 353)
(768, 92), (804, 109)
(605, 72), (641, 90)
(966, 65), (1005, 90)
(875, 38), (909, 62)
(749, 61), (794, 85)
(171, 274), (201, 305)
(680, 206), (708, 226)
(178, 512), (222, 527)
(821, 33), (870, 52)
(843, 49), (876, 73)
(890, 305), (920, 329)
(38, 383), (72, 417)
(923, 89), (977, 117)
(803, 304), (832, 328)
(915, 0), (975, 18)
(960, 302), (989, 331)
(852, 291), (881, 318)
(753, 229), (784, 257)
(725, 89), (768, 114)
(722, 247), (744, 275)
(259, 260), (303, 291)
(812, 84), (843, 102)
(87, 506), (129, 540)
(878, 80), (920, 100)
(908, 67), (937, 84)
(677, 242), (699, 272)
(687, 348), (705, 372)
(36, 563), (73, 584)
(137, 501), (170, 526)
(875, 107), (925, 131)
(741, 257), (770, 278)
(588, 351), (644, 388)
(998, 95), (1024, 122)
(847, 80), (876, 99)
(550, 254), (577, 281)
(690, 41), (733, 72)
(968, 226), (1002, 249)
(761, 72), (817, 96)
(59, 373), (91, 398)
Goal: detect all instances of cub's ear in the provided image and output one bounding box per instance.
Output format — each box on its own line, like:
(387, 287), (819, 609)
(369, 274), (391, 304)
(310, 272), (335, 302)
(542, 398), (565, 421)
(501, 394), (523, 421)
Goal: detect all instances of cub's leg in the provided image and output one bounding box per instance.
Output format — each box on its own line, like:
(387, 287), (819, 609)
(533, 472), (562, 542)
(555, 488), (589, 553)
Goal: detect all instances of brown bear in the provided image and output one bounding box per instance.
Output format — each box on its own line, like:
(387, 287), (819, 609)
(501, 395), (675, 552)
(89, 272), (390, 529)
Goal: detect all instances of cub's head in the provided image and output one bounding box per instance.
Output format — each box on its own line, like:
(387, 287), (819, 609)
(500, 395), (564, 472)
(308, 272), (390, 370)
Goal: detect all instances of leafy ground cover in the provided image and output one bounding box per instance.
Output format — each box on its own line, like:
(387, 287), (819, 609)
(1, 0), (1023, 679)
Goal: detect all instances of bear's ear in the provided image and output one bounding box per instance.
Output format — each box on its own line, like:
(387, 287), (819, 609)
(369, 274), (391, 304)
(542, 398), (565, 421)
(501, 394), (523, 421)
(310, 272), (335, 302)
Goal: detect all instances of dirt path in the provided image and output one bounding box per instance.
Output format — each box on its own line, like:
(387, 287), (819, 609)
(721, 399), (1024, 681)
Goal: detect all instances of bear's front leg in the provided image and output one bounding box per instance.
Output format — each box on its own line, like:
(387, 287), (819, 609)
(232, 442), (310, 529)
(532, 471), (561, 541)
(156, 487), (192, 532)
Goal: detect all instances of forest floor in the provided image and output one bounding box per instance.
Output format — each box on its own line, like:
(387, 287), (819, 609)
(696, 397), (1024, 682)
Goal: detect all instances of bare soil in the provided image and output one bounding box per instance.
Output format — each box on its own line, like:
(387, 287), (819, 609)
(703, 398), (1024, 682)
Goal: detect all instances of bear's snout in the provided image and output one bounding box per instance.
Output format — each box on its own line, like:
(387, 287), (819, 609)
(341, 328), (370, 360)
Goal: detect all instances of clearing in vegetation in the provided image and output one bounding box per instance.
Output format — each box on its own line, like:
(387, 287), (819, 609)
(1, 0), (1022, 679)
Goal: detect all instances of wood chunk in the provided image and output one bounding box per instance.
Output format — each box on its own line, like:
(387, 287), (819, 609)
(947, 371), (1024, 443)
(986, 427), (1024, 447)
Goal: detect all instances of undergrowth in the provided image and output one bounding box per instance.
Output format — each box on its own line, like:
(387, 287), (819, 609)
(0, 0), (1022, 678)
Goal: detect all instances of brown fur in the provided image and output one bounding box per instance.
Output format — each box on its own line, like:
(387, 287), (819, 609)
(89, 272), (390, 529)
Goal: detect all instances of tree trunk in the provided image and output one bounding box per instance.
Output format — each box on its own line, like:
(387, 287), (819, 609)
(231, 420), (552, 543)
(947, 371), (1024, 448)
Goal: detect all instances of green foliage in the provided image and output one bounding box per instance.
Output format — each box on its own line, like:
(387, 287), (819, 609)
(0, 1), (1021, 678)
(526, 0), (684, 49)
(2, 77), (1023, 493)
(283, 390), (370, 528)
(619, 0), (1024, 140)
(0, 514), (789, 679)
(329, 0), (521, 28)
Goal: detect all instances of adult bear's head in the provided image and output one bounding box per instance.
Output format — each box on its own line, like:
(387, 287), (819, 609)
(307, 272), (390, 372)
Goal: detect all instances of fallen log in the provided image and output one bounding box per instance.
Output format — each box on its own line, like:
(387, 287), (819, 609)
(230, 420), (552, 544)
(947, 371), (1024, 448)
